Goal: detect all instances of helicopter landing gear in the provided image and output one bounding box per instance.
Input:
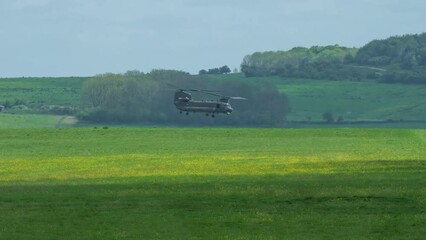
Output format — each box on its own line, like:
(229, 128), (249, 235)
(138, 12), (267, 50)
(211, 114), (215, 118)
(179, 111), (183, 114)
(206, 113), (209, 117)
(186, 112), (189, 115)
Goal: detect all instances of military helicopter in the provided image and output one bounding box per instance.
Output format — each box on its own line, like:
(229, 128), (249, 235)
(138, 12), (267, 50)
(173, 88), (246, 117)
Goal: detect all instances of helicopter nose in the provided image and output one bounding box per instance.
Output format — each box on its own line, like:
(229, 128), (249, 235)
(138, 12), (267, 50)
(227, 106), (233, 113)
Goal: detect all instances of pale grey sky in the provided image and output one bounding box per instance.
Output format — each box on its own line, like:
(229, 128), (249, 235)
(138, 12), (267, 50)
(0, 0), (425, 77)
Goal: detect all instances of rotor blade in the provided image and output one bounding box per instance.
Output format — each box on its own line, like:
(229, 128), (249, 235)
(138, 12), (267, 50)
(230, 97), (247, 100)
(199, 91), (223, 97)
(187, 89), (220, 93)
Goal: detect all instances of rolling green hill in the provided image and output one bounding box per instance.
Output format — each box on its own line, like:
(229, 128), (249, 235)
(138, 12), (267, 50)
(205, 74), (426, 123)
(0, 77), (86, 107)
(1, 74), (426, 127)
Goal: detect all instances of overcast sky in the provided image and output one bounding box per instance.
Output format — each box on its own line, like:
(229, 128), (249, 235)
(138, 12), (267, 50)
(0, 0), (425, 77)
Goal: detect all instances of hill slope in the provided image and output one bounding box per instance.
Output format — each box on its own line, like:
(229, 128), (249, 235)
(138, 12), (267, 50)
(0, 77), (86, 107)
(206, 74), (426, 122)
(1, 74), (426, 126)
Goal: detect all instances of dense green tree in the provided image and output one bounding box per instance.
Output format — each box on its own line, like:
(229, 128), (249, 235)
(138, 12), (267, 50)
(219, 65), (231, 74)
(207, 68), (220, 74)
(80, 70), (290, 125)
(199, 65), (232, 75)
(81, 74), (123, 108)
(199, 69), (208, 75)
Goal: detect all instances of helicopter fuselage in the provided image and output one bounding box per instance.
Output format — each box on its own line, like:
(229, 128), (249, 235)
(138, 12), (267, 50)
(174, 99), (233, 114)
(173, 89), (243, 116)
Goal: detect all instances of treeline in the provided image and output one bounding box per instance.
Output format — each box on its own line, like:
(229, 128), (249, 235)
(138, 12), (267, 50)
(354, 33), (426, 84)
(241, 33), (426, 84)
(241, 45), (359, 80)
(199, 65), (231, 75)
(79, 70), (289, 125)
(355, 33), (426, 67)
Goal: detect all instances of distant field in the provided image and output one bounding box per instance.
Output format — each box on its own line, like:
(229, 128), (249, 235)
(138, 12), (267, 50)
(206, 74), (426, 122)
(1, 128), (425, 239)
(0, 113), (76, 128)
(0, 77), (86, 106)
(1, 75), (426, 126)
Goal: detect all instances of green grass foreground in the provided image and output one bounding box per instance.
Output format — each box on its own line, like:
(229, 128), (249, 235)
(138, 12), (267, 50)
(1, 128), (425, 239)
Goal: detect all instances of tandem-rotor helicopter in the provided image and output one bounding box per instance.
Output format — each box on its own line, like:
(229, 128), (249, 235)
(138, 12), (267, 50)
(173, 88), (247, 117)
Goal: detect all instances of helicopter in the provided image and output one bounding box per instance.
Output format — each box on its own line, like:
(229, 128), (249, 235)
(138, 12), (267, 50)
(173, 89), (246, 117)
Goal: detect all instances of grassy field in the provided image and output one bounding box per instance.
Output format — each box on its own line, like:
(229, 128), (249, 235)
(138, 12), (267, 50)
(0, 77), (86, 106)
(0, 113), (76, 128)
(1, 75), (426, 129)
(1, 128), (425, 239)
(2, 75), (426, 123)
